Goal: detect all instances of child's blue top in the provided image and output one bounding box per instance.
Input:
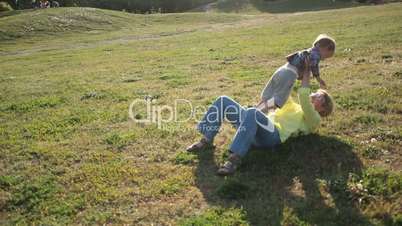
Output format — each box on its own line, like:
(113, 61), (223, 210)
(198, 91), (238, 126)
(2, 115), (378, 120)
(287, 46), (321, 78)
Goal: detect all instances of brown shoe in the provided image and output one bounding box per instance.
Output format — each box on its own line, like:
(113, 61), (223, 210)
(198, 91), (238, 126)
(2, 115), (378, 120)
(217, 153), (241, 176)
(186, 137), (212, 152)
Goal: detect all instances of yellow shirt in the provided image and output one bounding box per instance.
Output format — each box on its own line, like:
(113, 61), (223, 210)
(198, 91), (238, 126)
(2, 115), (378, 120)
(268, 87), (321, 143)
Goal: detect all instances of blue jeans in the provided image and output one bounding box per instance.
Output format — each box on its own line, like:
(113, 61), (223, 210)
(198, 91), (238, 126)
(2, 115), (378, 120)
(197, 95), (281, 157)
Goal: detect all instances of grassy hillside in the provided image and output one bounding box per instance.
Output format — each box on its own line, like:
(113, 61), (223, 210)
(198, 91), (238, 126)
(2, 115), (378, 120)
(193, 0), (402, 13)
(1, 3), (402, 225)
(0, 7), (245, 41)
(193, 0), (360, 13)
(0, 8), (140, 40)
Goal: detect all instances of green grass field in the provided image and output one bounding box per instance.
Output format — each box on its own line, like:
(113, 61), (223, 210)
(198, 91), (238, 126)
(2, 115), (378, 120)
(0, 2), (401, 225)
(195, 0), (360, 13)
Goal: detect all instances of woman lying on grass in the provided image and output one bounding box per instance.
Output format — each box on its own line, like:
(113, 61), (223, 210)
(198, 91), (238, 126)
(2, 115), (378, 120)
(186, 64), (334, 176)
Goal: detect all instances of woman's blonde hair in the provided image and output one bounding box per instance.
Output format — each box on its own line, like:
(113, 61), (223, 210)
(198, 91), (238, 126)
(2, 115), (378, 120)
(313, 34), (336, 52)
(318, 89), (334, 117)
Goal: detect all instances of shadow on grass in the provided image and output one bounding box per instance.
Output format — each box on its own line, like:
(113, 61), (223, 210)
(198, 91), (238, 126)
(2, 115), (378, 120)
(216, 0), (363, 13)
(193, 134), (373, 226)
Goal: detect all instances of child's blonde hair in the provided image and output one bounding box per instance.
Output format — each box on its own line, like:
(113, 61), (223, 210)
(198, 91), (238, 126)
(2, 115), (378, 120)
(313, 34), (336, 52)
(318, 89), (334, 117)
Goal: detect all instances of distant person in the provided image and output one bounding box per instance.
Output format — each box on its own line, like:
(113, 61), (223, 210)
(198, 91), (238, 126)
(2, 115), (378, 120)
(51, 0), (59, 8)
(40, 0), (50, 8)
(256, 34), (336, 113)
(32, 0), (38, 8)
(186, 61), (334, 175)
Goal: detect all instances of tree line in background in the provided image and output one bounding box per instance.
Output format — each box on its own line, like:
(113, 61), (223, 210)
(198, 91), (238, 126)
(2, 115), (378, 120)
(1, 0), (215, 12)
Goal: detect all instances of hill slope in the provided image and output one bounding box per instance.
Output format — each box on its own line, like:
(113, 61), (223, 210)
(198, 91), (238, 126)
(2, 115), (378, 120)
(0, 7), (246, 41)
(0, 3), (401, 225)
(0, 8), (136, 40)
(192, 0), (362, 13)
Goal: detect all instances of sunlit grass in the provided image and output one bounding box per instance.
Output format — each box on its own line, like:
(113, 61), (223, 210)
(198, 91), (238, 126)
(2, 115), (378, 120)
(0, 3), (401, 225)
